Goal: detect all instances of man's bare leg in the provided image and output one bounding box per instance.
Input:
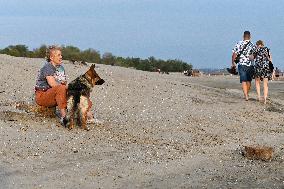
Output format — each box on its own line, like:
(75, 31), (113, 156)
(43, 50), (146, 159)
(242, 82), (249, 101)
(247, 81), (251, 92)
(247, 81), (251, 100)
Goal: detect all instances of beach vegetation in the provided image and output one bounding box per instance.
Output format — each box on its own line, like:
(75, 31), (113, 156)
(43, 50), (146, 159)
(0, 44), (192, 72)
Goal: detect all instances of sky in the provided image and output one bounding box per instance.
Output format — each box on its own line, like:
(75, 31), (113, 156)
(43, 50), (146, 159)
(0, 0), (283, 69)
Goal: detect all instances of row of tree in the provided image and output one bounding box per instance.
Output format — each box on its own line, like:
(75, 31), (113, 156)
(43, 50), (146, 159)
(0, 44), (192, 72)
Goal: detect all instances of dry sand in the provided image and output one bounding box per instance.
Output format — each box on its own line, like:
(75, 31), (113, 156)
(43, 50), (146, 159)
(0, 54), (283, 189)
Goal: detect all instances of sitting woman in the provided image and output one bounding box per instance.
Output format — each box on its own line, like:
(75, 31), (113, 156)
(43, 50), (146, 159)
(35, 45), (68, 125)
(253, 40), (273, 104)
(35, 45), (97, 126)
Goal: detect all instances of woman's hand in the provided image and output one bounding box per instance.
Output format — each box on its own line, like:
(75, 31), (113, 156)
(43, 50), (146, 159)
(61, 81), (67, 85)
(61, 81), (68, 89)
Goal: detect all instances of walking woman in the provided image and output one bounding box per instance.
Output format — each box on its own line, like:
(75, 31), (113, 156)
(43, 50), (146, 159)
(253, 40), (273, 104)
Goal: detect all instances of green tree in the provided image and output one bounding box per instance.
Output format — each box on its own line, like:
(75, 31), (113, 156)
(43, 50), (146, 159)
(0, 44), (29, 57)
(32, 44), (47, 58)
(80, 48), (101, 63)
(102, 52), (115, 65)
(61, 45), (81, 62)
(115, 56), (125, 67)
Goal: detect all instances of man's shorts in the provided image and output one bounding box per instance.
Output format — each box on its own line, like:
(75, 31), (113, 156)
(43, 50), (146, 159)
(238, 64), (254, 83)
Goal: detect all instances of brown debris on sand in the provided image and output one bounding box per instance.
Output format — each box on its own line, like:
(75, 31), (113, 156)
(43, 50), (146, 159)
(243, 145), (274, 161)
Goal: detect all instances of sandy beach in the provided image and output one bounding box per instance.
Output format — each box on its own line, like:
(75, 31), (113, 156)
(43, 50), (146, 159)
(0, 54), (283, 189)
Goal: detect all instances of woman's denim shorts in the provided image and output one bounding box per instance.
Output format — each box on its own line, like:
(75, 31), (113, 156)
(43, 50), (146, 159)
(238, 64), (254, 83)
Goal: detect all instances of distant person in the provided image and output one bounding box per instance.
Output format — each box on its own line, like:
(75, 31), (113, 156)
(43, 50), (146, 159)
(275, 67), (280, 78)
(231, 31), (256, 101)
(34, 45), (68, 125)
(253, 40), (273, 104)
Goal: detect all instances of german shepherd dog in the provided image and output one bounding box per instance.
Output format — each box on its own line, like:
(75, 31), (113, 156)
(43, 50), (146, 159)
(66, 64), (104, 130)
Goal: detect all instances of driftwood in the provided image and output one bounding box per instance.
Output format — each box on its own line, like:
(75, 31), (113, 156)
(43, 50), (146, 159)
(243, 145), (274, 161)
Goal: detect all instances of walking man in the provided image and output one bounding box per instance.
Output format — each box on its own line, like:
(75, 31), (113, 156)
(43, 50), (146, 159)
(232, 31), (256, 101)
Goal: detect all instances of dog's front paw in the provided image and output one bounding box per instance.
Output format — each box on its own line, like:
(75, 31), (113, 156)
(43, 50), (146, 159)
(60, 117), (68, 127)
(68, 123), (75, 130)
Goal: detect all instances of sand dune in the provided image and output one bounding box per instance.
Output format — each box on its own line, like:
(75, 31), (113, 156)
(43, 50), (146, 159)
(0, 54), (283, 188)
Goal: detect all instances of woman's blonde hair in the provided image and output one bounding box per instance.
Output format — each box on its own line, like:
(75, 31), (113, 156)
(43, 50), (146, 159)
(46, 45), (61, 62)
(256, 40), (265, 47)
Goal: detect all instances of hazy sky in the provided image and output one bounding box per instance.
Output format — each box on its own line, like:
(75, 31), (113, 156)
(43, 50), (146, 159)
(0, 0), (283, 69)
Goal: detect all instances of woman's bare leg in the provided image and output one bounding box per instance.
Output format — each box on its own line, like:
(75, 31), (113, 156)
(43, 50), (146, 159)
(255, 77), (261, 101)
(263, 78), (269, 104)
(60, 109), (66, 118)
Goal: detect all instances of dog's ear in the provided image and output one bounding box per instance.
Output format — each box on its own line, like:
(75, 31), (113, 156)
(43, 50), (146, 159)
(85, 64), (94, 78)
(90, 64), (95, 69)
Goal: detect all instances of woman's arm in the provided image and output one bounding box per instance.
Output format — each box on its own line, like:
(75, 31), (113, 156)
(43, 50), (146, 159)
(269, 52), (273, 62)
(46, 76), (62, 87)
